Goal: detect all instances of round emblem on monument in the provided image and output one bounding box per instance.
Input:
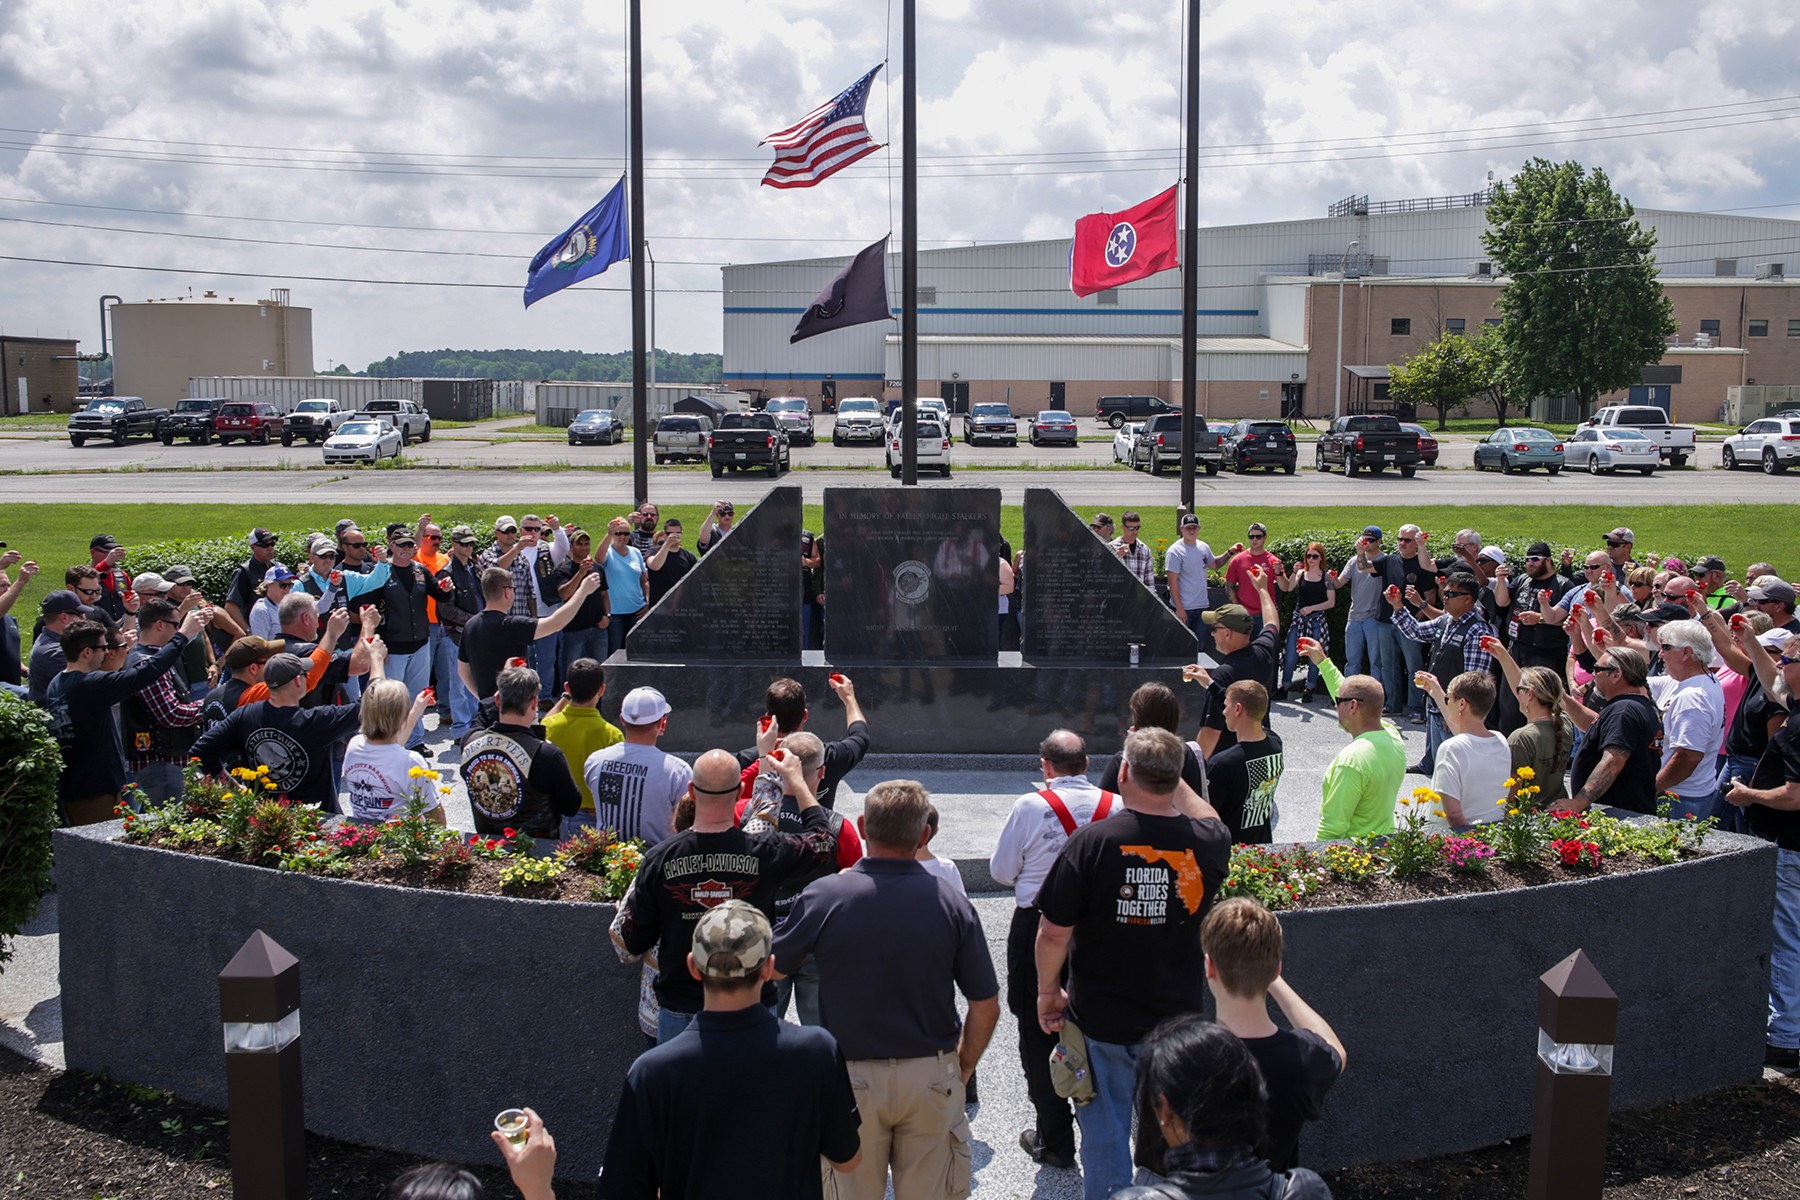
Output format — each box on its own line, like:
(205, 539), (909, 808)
(893, 560), (931, 605)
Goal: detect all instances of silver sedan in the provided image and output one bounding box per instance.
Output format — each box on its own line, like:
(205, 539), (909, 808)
(1563, 427), (1659, 475)
(322, 419), (404, 464)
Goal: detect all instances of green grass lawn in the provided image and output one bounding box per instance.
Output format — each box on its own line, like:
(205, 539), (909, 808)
(4, 501), (1795, 612)
(0, 414), (70, 432)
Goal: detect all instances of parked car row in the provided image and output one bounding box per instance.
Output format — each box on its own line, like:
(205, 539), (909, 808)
(68, 396), (433, 449)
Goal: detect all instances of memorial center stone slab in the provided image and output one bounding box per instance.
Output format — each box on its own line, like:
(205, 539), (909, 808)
(823, 486), (1001, 663)
(1021, 488), (1198, 665)
(625, 485), (801, 659)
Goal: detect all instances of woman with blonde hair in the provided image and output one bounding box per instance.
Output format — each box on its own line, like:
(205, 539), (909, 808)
(1483, 633), (1573, 806)
(340, 677), (445, 824)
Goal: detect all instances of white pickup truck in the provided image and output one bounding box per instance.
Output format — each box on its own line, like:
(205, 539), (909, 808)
(1583, 405), (1696, 466)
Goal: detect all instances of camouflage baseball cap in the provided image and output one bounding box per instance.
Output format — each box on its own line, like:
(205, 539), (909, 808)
(691, 899), (771, 979)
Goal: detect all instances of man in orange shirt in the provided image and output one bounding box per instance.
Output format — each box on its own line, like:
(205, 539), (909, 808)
(415, 514), (456, 725)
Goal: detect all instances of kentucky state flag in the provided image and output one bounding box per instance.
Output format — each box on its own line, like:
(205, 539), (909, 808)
(1069, 184), (1179, 298)
(524, 176), (630, 308)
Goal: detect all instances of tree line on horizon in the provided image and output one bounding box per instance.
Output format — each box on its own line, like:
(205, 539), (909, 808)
(356, 348), (722, 383)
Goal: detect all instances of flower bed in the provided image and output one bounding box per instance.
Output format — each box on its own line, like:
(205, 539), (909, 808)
(120, 764), (644, 903)
(1221, 775), (1716, 910)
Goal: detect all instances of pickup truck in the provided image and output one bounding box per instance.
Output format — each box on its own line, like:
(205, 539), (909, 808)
(284, 398), (353, 444)
(1315, 415), (1422, 477)
(962, 402), (1019, 446)
(1582, 405), (1695, 466)
(158, 397), (223, 445)
(764, 397), (816, 446)
(1130, 413), (1223, 476)
(70, 396), (168, 446)
(354, 399), (432, 444)
(709, 412), (791, 478)
(830, 397), (886, 445)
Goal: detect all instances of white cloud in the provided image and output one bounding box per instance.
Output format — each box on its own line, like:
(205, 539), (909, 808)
(0, 0), (1795, 370)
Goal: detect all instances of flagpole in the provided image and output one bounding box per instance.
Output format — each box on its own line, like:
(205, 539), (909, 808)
(1178, 0), (1199, 511)
(900, 0), (918, 487)
(629, 0), (649, 506)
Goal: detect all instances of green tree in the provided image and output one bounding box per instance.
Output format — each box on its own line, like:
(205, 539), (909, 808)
(1465, 324), (1516, 428)
(1482, 159), (1676, 416)
(1388, 329), (1489, 430)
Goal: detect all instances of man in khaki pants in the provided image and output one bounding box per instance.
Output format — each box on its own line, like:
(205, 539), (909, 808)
(774, 779), (1000, 1199)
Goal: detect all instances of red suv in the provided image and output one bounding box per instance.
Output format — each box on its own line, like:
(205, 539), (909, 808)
(214, 402), (285, 446)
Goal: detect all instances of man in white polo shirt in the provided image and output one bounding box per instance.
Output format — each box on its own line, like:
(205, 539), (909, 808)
(987, 728), (1116, 1173)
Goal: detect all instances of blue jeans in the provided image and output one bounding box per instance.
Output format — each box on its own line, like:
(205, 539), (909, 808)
(1773, 849), (1800, 1049)
(1076, 1036), (1142, 1200)
(775, 956), (822, 1027)
(561, 625), (608, 676)
(1345, 617), (1383, 677)
(1396, 629), (1428, 718)
(385, 646), (433, 749)
(1281, 625), (1322, 691)
(128, 761), (185, 807)
(1376, 623), (1406, 714)
(446, 652), (478, 739)
(1718, 754), (1761, 835)
(1421, 707), (1446, 773)
(607, 610), (640, 656)
(560, 810), (595, 841)
(530, 632), (561, 702)
(428, 624), (453, 711)
(657, 1007), (697, 1044)
(1664, 786), (1718, 822)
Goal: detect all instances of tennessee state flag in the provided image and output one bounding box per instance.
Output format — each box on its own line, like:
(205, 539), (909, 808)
(1069, 185), (1180, 298)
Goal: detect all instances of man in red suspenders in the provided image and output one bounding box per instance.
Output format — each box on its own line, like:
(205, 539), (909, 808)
(988, 729), (1117, 1173)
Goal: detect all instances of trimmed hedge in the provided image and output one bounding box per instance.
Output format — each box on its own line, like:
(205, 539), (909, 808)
(0, 691), (60, 974)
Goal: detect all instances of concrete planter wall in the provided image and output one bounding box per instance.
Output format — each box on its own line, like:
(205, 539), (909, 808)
(57, 824), (1775, 1175)
(56, 823), (639, 1180)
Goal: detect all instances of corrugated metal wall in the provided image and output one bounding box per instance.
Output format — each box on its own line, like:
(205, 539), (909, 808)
(187, 376), (418, 411)
(531, 383), (747, 428)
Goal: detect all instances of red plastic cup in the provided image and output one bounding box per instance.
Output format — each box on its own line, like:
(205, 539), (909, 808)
(1593, 628), (1608, 644)
(1731, 613), (1747, 630)
(758, 716), (771, 732)
(1384, 585), (1401, 600)
(1479, 635), (1500, 651)
(329, 571), (343, 586)
(829, 672), (846, 684)
(771, 749), (786, 761)
(506, 657), (527, 668)
(1585, 589), (1599, 606)
(421, 688), (436, 705)
(1686, 589), (1701, 600)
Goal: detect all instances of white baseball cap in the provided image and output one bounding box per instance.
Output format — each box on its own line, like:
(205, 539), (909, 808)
(620, 687), (671, 725)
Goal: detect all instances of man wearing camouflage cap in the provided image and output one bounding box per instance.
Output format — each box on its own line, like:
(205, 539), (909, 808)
(599, 900), (863, 1198)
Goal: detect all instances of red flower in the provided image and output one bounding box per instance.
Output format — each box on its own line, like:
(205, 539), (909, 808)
(486, 840), (499, 851)
(503, 828), (517, 838)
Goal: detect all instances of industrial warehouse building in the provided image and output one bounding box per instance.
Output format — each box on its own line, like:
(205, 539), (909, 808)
(720, 193), (1800, 425)
(112, 289), (314, 407)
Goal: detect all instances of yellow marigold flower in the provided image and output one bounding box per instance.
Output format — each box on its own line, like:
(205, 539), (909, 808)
(408, 766), (426, 778)
(1516, 767), (1536, 780)
(256, 765), (270, 775)
(439, 785), (453, 795)
(1503, 777), (1517, 789)
(1433, 809), (1447, 819)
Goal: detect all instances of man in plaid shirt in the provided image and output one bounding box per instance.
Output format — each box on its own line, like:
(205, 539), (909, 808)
(1387, 573), (1494, 776)
(122, 597), (208, 805)
(1107, 510), (1156, 589)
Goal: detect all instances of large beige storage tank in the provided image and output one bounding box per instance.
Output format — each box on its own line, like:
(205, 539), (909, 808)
(112, 289), (313, 406)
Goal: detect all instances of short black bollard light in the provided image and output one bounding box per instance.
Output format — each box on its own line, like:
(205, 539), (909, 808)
(1527, 948), (1618, 1200)
(218, 929), (306, 1200)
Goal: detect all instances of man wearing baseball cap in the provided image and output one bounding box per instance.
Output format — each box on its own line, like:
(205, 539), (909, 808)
(1501, 541), (1580, 676)
(199, 635), (287, 725)
(1749, 580), (1800, 635)
(1693, 556), (1734, 612)
(1087, 513), (1114, 539)
(86, 534), (131, 622)
(1164, 513), (1216, 635)
(27, 590), (86, 703)
(1194, 570), (1282, 759)
(584, 686), (691, 846)
(600, 900), (863, 1195)
(194, 637), (393, 813)
(224, 528), (282, 631)
(1603, 527), (1636, 585)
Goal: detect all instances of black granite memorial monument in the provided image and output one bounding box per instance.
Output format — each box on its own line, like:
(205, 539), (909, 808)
(624, 486), (801, 659)
(823, 486), (1000, 662)
(1022, 488), (1198, 665)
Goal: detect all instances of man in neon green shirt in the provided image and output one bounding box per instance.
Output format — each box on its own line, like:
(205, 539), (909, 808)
(542, 657), (623, 836)
(1298, 637), (1405, 840)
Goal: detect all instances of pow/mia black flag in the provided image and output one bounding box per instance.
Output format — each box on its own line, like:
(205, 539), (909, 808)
(789, 235), (894, 343)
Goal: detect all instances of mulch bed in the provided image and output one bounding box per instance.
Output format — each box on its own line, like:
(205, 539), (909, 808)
(5, 1045), (1800, 1199)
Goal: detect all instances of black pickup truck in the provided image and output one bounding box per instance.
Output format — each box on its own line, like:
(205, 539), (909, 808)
(1315, 415), (1423, 477)
(709, 412), (790, 478)
(69, 396), (169, 446)
(158, 397), (223, 445)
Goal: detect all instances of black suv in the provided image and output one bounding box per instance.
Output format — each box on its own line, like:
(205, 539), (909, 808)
(1095, 395), (1175, 428)
(1222, 420), (1298, 474)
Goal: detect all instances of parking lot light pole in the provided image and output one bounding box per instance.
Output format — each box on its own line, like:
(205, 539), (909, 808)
(218, 930), (305, 1200)
(1333, 239), (1359, 421)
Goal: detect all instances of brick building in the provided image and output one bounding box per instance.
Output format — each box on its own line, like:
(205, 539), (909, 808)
(0, 336), (81, 415)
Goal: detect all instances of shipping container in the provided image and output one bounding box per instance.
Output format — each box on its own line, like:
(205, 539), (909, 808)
(188, 376), (419, 413)
(532, 382), (748, 428)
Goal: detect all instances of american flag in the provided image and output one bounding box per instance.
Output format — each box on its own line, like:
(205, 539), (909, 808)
(761, 65), (885, 189)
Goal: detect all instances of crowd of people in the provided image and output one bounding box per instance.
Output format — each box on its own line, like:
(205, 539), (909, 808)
(3, 506), (1798, 1199)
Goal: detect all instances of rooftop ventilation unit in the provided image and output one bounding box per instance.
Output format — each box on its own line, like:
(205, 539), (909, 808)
(1469, 261), (1493, 278)
(1755, 262), (1785, 280)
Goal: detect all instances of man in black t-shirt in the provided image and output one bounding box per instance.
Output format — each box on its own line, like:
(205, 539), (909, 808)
(646, 520), (698, 605)
(1724, 641), (1800, 1065)
(458, 565), (599, 703)
(1206, 681), (1283, 843)
(1567, 646), (1662, 814)
(224, 528), (280, 630)
(1195, 568), (1281, 758)
(1036, 727), (1232, 1200)
(600, 901), (862, 1199)
(551, 530), (611, 677)
(731, 675), (870, 809)
(1374, 524), (1440, 724)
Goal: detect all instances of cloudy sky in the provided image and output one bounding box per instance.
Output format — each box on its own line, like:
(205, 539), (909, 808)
(2, 0), (1796, 370)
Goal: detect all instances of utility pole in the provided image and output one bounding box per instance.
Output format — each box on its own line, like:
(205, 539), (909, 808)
(1178, 0), (1200, 509)
(628, 0), (648, 505)
(900, 0), (918, 486)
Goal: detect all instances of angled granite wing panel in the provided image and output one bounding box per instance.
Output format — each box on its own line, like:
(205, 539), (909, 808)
(624, 485), (802, 659)
(1021, 487), (1198, 665)
(822, 486), (1002, 663)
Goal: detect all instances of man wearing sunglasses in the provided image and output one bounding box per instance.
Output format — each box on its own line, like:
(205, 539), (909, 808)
(1501, 541), (1580, 676)
(1723, 633), (1800, 1069)
(481, 514), (571, 705)
(1224, 524), (1282, 635)
(223, 528), (282, 632)
(1389, 573), (1495, 776)
(1602, 526), (1637, 584)
(1563, 646), (1659, 814)
(86, 534), (132, 622)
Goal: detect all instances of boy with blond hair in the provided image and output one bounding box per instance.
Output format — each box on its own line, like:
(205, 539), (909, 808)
(1201, 898), (1346, 1170)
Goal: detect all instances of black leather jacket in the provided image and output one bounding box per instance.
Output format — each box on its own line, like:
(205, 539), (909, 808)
(1115, 1163), (1332, 1200)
